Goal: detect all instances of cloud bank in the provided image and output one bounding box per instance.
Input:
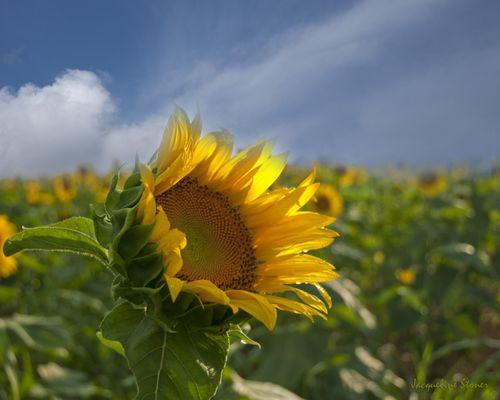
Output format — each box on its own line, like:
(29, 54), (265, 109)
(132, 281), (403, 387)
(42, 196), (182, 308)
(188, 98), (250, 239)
(0, 70), (116, 176)
(0, 70), (165, 176)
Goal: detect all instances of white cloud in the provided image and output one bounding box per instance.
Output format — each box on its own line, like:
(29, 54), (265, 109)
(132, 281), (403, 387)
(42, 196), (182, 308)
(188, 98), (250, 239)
(0, 70), (116, 176)
(101, 116), (166, 167)
(0, 69), (172, 177)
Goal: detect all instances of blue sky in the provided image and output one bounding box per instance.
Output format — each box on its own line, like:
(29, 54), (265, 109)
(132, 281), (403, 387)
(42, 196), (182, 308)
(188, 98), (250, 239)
(1, 0), (499, 176)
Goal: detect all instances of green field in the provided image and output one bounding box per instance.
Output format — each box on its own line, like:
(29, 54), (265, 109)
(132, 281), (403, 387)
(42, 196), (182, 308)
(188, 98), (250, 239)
(1, 165), (499, 399)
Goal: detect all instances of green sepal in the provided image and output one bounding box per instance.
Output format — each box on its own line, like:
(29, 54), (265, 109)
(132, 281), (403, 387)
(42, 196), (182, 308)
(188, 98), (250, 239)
(136, 242), (159, 257)
(104, 174), (120, 214)
(111, 276), (146, 305)
(115, 186), (143, 210)
(227, 324), (261, 348)
(111, 207), (138, 237)
(111, 277), (166, 313)
(161, 294), (234, 330)
(108, 205), (140, 276)
(96, 331), (125, 356)
(118, 223), (154, 260)
(90, 204), (113, 247)
(127, 252), (164, 287)
(224, 311), (253, 327)
(123, 170), (142, 189)
(212, 305), (234, 326)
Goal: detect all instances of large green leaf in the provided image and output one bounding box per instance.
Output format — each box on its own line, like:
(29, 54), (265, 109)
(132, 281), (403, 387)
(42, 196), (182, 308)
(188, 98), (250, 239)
(2, 217), (108, 265)
(100, 302), (229, 400)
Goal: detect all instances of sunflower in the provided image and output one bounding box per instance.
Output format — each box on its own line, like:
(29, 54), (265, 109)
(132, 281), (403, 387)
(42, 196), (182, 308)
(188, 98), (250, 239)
(333, 165), (365, 187)
(312, 184), (343, 218)
(25, 181), (54, 205)
(417, 171), (446, 196)
(395, 268), (416, 285)
(53, 174), (76, 203)
(0, 215), (18, 278)
(136, 108), (339, 329)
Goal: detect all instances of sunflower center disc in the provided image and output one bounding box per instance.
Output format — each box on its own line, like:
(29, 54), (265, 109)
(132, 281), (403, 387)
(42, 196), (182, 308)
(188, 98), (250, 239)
(156, 177), (257, 290)
(315, 195), (330, 212)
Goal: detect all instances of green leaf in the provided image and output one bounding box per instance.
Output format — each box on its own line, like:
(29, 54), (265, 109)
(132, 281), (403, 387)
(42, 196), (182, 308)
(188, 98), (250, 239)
(3, 314), (71, 356)
(4, 350), (20, 400)
(428, 337), (500, 365)
(33, 362), (108, 399)
(100, 302), (229, 400)
(0, 286), (19, 302)
(2, 217), (108, 265)
(49, 217), (97, 239)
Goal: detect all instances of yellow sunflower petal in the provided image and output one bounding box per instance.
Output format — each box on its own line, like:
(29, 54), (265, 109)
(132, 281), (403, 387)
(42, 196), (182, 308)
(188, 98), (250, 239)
(226, 290), (277, 330)
(264, 294), (325, 320)
(314, 283), (333, 308)
(150, 207), (171, 242)
(156, 229), (187, 253)
(289, 287), (328, 313)
(254, 212), (335, 247)
(256, 229), (338, 259)
(189, 111), (202, 140)
(192, 131), (234, 184)
(165, 276), (185, 302)
(183, 280), (232, 306)
(192, 133), (218, 165)
(244, 152), (288, 203)
(154, 151), (195, 195)
(242, 181), (320, 229)
(155, 108), (195, 173)
(212, 140), (269, 192)
(254, 254), (338, 289)
(165, 248), (184, 277)
(139, 163), (155, 190)
(137, 188), (156, 225)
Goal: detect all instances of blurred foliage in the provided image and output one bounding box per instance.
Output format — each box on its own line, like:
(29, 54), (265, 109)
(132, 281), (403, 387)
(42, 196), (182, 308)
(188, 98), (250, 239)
(1, 164), (499, 399)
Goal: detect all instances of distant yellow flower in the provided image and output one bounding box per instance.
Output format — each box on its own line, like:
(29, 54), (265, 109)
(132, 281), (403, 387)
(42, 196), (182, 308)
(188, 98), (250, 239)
(74, 165), (98, 188)
(137, 109), (339, 329)
(334, 166), (366, 187)
(417, 172), (446, 196)
(25, 181), (54, 205)
(53, 174), (76, 203)
(312, 184), (343, 218)
(0, 215), (18, 278)
(395, 268), (416, 285)
(451, 167), (467, 180)
(373, 251), (385, 265)
(1, 179), (19, 193)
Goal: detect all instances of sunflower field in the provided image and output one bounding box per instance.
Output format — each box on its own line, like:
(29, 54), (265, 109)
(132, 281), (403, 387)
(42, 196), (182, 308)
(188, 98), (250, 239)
(1, 161), (499, 399)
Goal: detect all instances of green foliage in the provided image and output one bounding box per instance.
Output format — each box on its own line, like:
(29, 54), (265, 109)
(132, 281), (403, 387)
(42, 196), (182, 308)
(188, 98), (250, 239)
(100, 302), (229, 400)
(0, 166), (499, 399)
